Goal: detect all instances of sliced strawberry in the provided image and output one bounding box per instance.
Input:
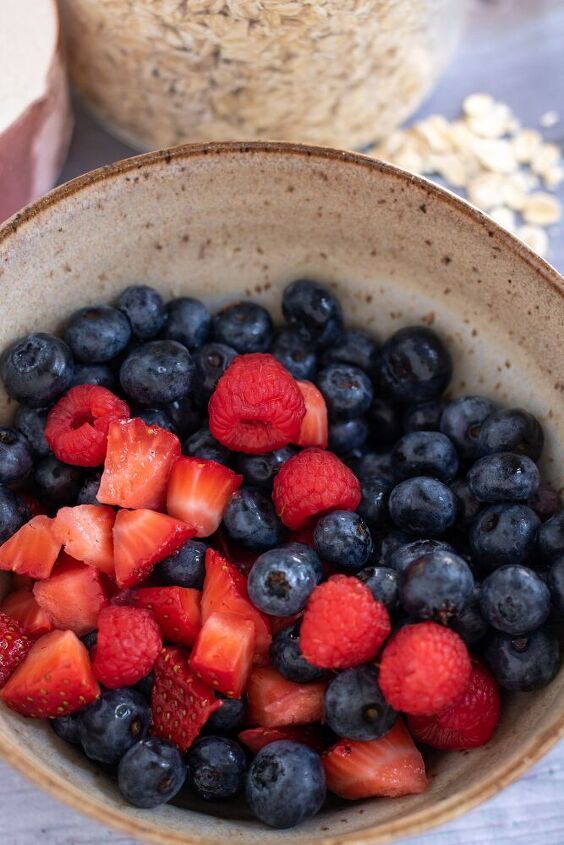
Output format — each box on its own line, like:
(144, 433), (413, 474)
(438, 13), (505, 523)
(212, 529), (257, 575)
(52, 505), (115, 576)
(295, 381), (328, 449)
(190, 611), (255, 698)
(0, 590), (53, 637)
(98, 418), (180, 510)
(151, 646), (222, 752)
(202, 549), (271, 663)
(11, 574), (34, 591)
(33, 559), (107, 636)
(0, 611), (32, 687)
(0, 629), (100, 718)
(246, 666), (326, 728)
(135, 586), (202, 647)
(113, 508), (196, 588)
(92, 605), (162, 689)
(239, 725), (328, 755)
(0, 515), (61, 579)
(323, 719), (428, 799)
(167, 457), (242, 538)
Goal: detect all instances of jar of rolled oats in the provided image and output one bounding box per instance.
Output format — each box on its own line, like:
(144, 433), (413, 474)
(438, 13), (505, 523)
(59, 0), (465, 151)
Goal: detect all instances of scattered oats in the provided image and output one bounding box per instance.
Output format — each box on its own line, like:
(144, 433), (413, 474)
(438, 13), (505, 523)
(467, 173), (505, 210)
(540, 110), (559, 128)
(513, 129), (542, 164)
(463, 93), (495, 118)
(413, 115), (453, 153)
(448, 120), (479, 156)
(474, 138), (517, 174)
(522, 193), (562, 226)
(531, 143), (561, 176)
(503, 173), (528, 211)
(466, 102), (514, 139)
(543, 166), (564, 190)
(489, 206), (517, 232)
(392, 149), (424, 174)
(518, 225), (549, 257)
(433, 153), (470, 187)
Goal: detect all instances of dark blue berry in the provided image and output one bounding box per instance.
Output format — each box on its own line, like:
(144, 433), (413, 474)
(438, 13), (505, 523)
(212, 302), (273, 353)
(468, 452), (539, 503)
(529, 484), (562, 522)
(1, 332), (74, 407)
(317, 363), (373, 421)
(164, 297), (211, 350)
(223, 488), (284, 551)
(379, 530), (412, 565)
(135, 672), (155, 701)
(391, 431), (459, 483)
(52, 712), (82, 745)
(388, 476), (457, 536)
(34, 456), (83, 506)
(328, 418), (369, 455)
(78, 688), (150, 764)
(547, 556), (564, 613)
(388, 538), (456, 575)
(314, 510), (373, 573)
(120, 340), (194, 405)
(538, 511), (564, 562)
(206, 695), (246, 734)
(356, 566), (398, 609)
(246, 740), (326, 828)
(321, 330), (379, 377)
(271, 329), (317, 380)
(118, 738), (186, 808)
(81, 630), (98, 654)
(187, 736), (247, 800)
(400, 548), (474, 623)
(480, 565), (550, 635)
(192, 342), (238, 401)
(485, 629), (559, 690)
(116, 285), (166, 341)
(14, 406), (50, 457)
(451, 478), (482, 528)
(366, 397), (403, 446)
(248, 543), (320, 615)
(379, 326), (452, 402)
(64, 305), (131, 363)
(403, 400), (444, 433)
(269, 623), (327, 683)
(282, 279), (343, 347)
(350, 450), (394, 484)
(236, 446), (297, 489)
(183, 426), (230, 465)
(324, 665), (396, 741)
(477, 408), (544, 461)
(0, 486), (31, 543)
(450, 586), (489, 645)
(166, 394), (202, 438)
(77, 472), (102, 506)
(468, 503), (540, 570)
(440, 395), (496, 460)
(0, 427), (33, 484)
(70, 363), (116, 390)
(135, 407), (176, 433)
(155, 539), (207, 589)
(357, 477), (390, 530)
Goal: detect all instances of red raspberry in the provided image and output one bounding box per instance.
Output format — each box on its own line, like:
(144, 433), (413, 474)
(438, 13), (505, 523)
(0, 611), (31, 687)
(45, 385), (130, 467)
(300, 575), (391, 669)
(272, 448), (361, 530)
(92, 605), (162, 689)
(408, 658), (501, 749)
(379, 622), (471, 716)
(208, 353), (305, 454)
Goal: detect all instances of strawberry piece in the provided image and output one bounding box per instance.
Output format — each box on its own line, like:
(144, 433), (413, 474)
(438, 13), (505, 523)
(246, 666), (326, 728)
(270, 612), (303, 636)
(151, 646), (222, 751)
(11, 574), (34, 591)
(212, 529), (257, 576)
(273, 448), (361, 530)
(113, 508), (195, 588)
(0, 611), (31, 687)
(45, 385), (129, 467)
(323, 719), (428, 799)
(92, 605), (162, 689)
(0, 590), (53, 637)
(190, 611), (255, 698)
(33, 559), (107, 636)
(98, 418), (180, 510)
(209, 353), (306, 454)
(52, 505), (115, 576)
(135, 586), (202, 647)
(0, 629), (100, 718)
(202, 549), (271, 663)
(0, 515), (61, 580)
(167, 457), (242, 537)
(239, 725), (328, 755)
(295, 381), (328, 448)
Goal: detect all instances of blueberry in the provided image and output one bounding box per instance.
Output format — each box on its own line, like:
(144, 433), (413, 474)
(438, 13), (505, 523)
(64, 305), (131, 363)
(388, 538), (456, 575)
(366, 397), (403, 446)
(538, 511), (564, 562)
(379, 530), (412, 566)
(468, 452), (539, 503)
(14, 406), (50, 457)
(187, 736), (247, 800)
(34, 455), (83, 506)
(314, 510), (373, 573)
(81, 630), (98, 654)
(0, 427), (33, 484)
(529, 484), (562, 522)
(0, 487), (31, 543)
(206, 695), (246, 734)
(183, 426), (230, 465)
(400, 548), (474, 623)
(356, 566), (399, 609)
(388, 476), (457, 536)
(451, 478), (482, 528)
(78, 688), (150, 764)
(164, 297), (211, 350)
(155, 539), (207, 589)
(118, 738), (186, 808)
(480, 565), (550, 635)
(77, 471), (102, 505)
(246, 740), (326, 828)
(485, 629), (559, 691)
(357, 476), (390, 530)
(70, 363), (116, 390)
(52, 712), (81, 745)
(282, 279), (343, 347)
(468, 503), (540, 570)
(324, 665), (396, 741)
(120, 340), (194, 405)
(477, 408), (544, 461)
(350, 450), (394, 484)
(212, 302), (273, 353)
(192, 342), (238, 401)
(450, 587), (489, 645)
(440, 395), (497, 460)
(403, 400), (444, 433)
(1, 332), (74, 407)
(270, 623), (327, 683)
(320, 330), (379, 376)
(328, 418), (369, 455)
(166, 394), (202, 438)
(223, 488), (284, 551)
(379, 326), (452, 402)
(135, 672), (155, 701)
(271, 329), (317, 380)
(317, 363), (373, 420)
(391, 431), (459, 483)
(547, 556), (564, 613)
(248, 543), (320, 615)
(236, 446), (297, 489)
(135, 407), (176, 433)
(116, 285), (167, 340)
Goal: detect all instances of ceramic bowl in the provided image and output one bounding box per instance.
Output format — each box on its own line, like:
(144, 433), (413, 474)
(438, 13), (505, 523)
(0, 142), (562, 845)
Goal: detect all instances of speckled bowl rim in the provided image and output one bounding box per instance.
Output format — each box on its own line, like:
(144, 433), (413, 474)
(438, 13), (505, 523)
(0, 141), (563, 845)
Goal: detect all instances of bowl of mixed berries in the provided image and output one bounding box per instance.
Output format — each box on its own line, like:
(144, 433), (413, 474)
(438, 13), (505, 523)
(0, 142), (562, 845)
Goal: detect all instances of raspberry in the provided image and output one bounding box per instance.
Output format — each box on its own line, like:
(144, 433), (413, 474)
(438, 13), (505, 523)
(92, 605), (162, 689)
(408, 658), (501, 749)
(208, 353), (305, 454)
(379, 622), (471, 716)
(45, 385), (130, 467)
(300, 575), (391, 669)
(272, 448), (361, 530)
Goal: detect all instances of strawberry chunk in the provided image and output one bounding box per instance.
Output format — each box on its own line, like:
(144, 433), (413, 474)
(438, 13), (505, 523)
(0, 611), (31, 687)
(239, 725), (328, 755)
(246, 666), (326, 728)
(92, 605), (162, 689)
(98, 418), (180, 510)
(0, 515), (61, 580)
(0, 590), (53, 637)
(33, 559), (107, 636)
(0, 629), (100, 718)
(295, 381), (328, 449)
(167, 457), (242, 537)
(113, 508), (195, 588)
(151, 646), (222, 752)
(212, 529), (257, 576)
(52, 505), (115, 576)
(45, 385), (129, 467)
(190, 611), (255, 698)
(135, 586), (202, 647)
(323, 719), (428, 799)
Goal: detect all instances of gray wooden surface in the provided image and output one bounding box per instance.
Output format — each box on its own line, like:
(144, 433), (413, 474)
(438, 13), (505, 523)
(2, 1), (564, 843)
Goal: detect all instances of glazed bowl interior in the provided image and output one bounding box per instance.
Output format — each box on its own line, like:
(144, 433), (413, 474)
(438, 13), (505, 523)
(0, 143), (563, 845)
